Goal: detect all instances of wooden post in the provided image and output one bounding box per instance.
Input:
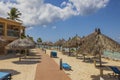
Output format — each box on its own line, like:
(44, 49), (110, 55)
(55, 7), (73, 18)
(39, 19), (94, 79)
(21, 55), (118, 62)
(24, 49), (27, 58)
(19, 56), (21, 61)
(69, 48), (70, 56)
(94, 59), (96, 67)
(99, 52), (102, 67)
(100, 68), (103, 77)
(19, 51), (21, 61)
(4, 22), (7, 38)
(60, 58), (63, 70)
(76, 53), (78, 59)
(83, 54), (85, 62)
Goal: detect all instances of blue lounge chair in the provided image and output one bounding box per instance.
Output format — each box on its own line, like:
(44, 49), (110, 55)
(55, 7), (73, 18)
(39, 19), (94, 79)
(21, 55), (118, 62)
(109, 66), (120, 79)
(62, 63), (71, 70)
(109, 66), (120, 75)
(0, 72), (11, 80)
(50, 51), (57, 58)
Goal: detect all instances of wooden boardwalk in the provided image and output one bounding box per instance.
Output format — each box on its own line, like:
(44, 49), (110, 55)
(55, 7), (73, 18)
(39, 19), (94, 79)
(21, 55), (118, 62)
(34, 49), (71, 80)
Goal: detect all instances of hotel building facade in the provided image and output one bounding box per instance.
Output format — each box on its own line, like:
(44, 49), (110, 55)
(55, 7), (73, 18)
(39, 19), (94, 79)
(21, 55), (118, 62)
(0, 17), (25, 54)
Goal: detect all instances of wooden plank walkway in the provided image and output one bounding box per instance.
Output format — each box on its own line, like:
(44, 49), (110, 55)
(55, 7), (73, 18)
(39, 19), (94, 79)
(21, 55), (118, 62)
(34, 49), (71, 80)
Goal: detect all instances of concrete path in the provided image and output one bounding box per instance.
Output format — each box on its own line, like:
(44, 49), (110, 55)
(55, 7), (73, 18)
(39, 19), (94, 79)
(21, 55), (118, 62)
(35, 49), (71, 80)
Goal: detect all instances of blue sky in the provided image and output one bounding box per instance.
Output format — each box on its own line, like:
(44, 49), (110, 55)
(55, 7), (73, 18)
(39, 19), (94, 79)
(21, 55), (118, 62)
(26, 0), (120, 42)
(0, 0), (120, 42)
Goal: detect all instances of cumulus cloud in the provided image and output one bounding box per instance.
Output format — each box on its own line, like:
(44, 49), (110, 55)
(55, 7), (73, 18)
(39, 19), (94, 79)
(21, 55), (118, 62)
(0, 0), (109, 26)
(68, 0), (109, 15)
(26, 26), (33, 31)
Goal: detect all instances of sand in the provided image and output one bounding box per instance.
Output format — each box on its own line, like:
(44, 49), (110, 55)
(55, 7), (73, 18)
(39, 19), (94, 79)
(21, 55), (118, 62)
(0, 48), (120, 80)
(0, 49), (39, 80)
(46, 49), (120, 80)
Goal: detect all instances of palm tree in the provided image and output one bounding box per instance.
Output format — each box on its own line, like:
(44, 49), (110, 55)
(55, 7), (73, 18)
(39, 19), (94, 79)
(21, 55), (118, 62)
(7, 7), (22, 22)
(37, 38), (42, 48)
(37, 38), (42, 43)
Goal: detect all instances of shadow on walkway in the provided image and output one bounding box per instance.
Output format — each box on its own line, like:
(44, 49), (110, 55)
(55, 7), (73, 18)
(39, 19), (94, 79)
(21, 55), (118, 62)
(12, 60), (41, 65)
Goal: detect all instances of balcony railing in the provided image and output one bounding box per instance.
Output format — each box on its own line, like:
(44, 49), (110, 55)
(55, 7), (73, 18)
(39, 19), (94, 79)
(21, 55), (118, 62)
(7, 29), (20, 37)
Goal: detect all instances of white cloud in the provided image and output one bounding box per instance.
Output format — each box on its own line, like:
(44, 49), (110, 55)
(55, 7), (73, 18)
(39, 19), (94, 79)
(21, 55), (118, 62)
(68, 0), (109, 15)
(26, 26), (33, 30)
(0, 0), (109, 26)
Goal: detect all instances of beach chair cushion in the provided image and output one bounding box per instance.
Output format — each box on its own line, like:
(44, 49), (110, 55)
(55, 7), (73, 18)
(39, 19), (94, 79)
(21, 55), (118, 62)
(109, 66), (120, 74)
(0, 72), (11, 80)
(50, 51), (57, 57)
(62, 63), (71, 70)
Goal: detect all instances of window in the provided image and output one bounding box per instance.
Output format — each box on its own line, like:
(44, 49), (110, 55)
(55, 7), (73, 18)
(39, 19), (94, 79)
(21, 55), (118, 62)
(7, 24), (20, 37)
(0, 22), (4, 35)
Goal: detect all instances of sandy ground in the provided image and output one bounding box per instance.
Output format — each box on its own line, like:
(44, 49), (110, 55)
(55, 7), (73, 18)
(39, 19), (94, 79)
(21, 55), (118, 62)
(46, 49), (120, 80)
(0, 48), (120, 80)
(0, 49), (39, 80)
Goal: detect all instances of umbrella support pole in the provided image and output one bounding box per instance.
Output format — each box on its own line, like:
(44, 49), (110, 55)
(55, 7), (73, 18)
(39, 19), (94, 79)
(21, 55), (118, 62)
(83, 55), (85, 62)
(99, 53), (102, 67)
(19, 50), (22, 61)
(19, 57), (21, 61)
(24, 49), (27, 58)
(94, 59), (96, 67)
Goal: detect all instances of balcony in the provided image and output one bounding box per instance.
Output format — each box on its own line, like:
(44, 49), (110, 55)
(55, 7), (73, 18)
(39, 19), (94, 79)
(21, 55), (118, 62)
(0, 23), (4, 36)
(7, 29), (20, 37)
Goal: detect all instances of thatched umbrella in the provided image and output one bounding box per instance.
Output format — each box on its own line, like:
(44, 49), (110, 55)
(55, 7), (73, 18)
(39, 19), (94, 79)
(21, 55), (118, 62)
(6, 37), (35, 61)
(63, 35), (81, 48)
(63, 35), (81, 56)
(54, 39), (65, 51)
(63, 37), (74, 56)
(77, 28), (120, 66)
(41, 42), (47, 48)
(47, 41), (53, 46)
(69, 34), (81, 49)
(42, 41), (53, 49)
(6, 38), (35, 49)
(63, 37), (71, 48)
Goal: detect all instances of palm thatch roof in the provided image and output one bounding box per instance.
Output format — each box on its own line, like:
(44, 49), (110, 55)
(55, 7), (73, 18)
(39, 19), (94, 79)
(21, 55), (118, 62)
(6, 38), (35, 50)
(77, 28), (120, 56)
(42, 41), (53, 46)
(47, 41), (54, 46)
(54, 39), (66, 47)
(63, 37), (72, 48)
(63, 35), (81, 48)
(69, 35), (81, 47)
